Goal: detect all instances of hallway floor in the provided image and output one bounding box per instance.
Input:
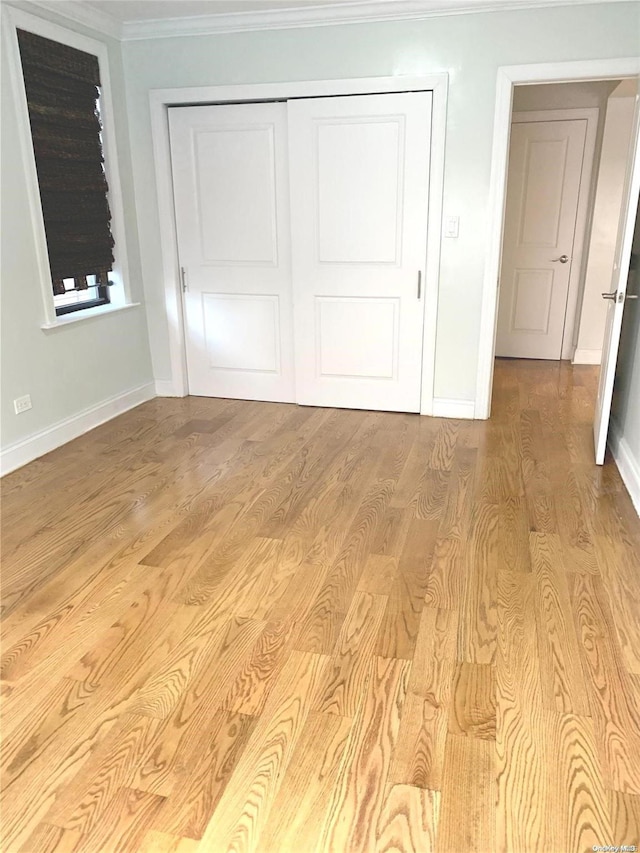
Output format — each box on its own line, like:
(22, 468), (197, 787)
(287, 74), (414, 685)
(1, 359), (639, 852)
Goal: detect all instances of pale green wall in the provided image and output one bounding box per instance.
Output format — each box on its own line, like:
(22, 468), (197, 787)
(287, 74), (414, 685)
(122, 1), (640, 402)
(1, 4), (153, 449)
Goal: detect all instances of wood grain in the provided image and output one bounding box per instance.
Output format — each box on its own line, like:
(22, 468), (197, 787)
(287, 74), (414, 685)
(375, 784), (440, 853)
(2, 360), (638, 852)
(437, 734), (496, 853)
(196, 650), (328, 852)
(317, 656), (411, 853)
(448, 662), (496, 740)
(544, 709), (612, 853)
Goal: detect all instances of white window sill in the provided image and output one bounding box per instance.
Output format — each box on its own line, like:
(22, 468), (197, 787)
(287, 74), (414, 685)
(41, 302), (141, 330)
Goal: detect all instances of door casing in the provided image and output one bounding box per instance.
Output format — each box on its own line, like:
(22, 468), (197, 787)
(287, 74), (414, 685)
(476, 57), (640, 421)
(150, 74), (448, 415)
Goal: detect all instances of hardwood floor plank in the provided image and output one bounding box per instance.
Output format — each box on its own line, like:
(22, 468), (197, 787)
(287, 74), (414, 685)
(436, 734), (495, 853)
(544, 710), (612, 853)
(530, 532), (590, 716)
(44, 714), (164, 836)
(607, 791), (640, 850)
(138, 830), (199, 853)
(314, 590), (387, 717)
(150, 711), (256, 840)
(295, 476), (394, 655)
(74, 787), (166, 853)
(375, 784), (440, 853)
(217, 619), (295, 717)
(18, 823), (82, 853)
(196, 651), (329, 852)
(376, 519), (437, 661)
(357, 554), (398, 597)
(316, 657), (411, 853)
(495, 570), (547, 853)
(256, 711), (351, 853)
(424, 538), (463, 611)
(388, 691), (447, 791)
(125, 618), (266, 796)
(390, 607), (458, 790)
(457, 500), (499, 665)
(448, 662), (496, 740)
(570, 572), (640, 794)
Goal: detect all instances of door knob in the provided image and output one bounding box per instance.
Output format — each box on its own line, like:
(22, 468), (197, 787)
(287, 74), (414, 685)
(601, 291), (619, 301)
(552, 254), (570, 263)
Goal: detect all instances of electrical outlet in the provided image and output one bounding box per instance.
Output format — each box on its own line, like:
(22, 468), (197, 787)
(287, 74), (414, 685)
(14, 394), (32, 415)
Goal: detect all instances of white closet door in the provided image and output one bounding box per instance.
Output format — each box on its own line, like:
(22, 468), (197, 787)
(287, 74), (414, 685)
(169, 103), (295, 402)
(288, 92), (431, 412)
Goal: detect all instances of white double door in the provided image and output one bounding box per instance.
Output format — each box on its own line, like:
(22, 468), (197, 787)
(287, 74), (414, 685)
(169, 92), (431, 412)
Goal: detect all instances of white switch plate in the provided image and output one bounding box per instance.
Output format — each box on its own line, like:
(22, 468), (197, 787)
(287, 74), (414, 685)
(14, 394), (32, 414)
(445, 215), (460, 238)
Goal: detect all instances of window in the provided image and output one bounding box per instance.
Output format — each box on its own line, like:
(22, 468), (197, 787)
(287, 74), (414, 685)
(16, 28), (115, 316)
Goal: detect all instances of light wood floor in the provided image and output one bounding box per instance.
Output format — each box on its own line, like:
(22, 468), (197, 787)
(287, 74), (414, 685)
(1, 360), (639, 853)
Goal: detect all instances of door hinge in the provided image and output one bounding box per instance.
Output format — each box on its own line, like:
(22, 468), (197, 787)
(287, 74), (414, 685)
(180, 266), (188, 293)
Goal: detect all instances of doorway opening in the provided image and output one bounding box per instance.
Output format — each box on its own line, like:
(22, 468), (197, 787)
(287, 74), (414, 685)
(478, 60), (640, 465)
(495, 79), (636, 365)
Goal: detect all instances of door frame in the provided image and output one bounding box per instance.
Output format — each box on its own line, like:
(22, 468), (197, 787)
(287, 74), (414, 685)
(503, 107), (600, 361)
(149, 74), (448, 414)
(475, 58), (640, 419)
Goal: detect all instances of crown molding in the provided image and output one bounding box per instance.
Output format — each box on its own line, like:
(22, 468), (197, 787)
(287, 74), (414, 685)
(120, 0), (635, 40)
(12, 0), (122, 39)
(12, 0), (635, 42)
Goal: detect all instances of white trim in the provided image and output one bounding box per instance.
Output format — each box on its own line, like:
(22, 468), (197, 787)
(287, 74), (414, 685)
(24, 1), (123, 39)
(22, 0), (634, 41)
(432, 398), (476, 419)
(476, 57), (640, 420)
(2, 5), (134, 326)
(40, 302), (141, 330)
(149, 74), (448, 412)
(572, 347), (602, 365)
(510, 107), (599, 361)
(608, 419), (640, 516)
(155, 379), (181, 397)
(0, 383), (156, 477)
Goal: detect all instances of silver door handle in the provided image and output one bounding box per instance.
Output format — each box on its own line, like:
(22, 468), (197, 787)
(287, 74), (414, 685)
(626, 293), (639, 300)
(552, 255), (570, 263)
(417, 270), (422, 299)
(601, 291), (619, 301)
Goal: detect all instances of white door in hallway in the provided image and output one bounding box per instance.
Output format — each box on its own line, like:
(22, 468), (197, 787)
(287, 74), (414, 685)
(169, 103), (295, 401)
(288, 92), (431, 412)
(496, 118), (588, 360)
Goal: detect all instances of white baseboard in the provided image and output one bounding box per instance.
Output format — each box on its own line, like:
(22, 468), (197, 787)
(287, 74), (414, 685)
(0, 382), (156, 477)
(572, 348), (602, 365)
(432, 398), (476, 420)
(608, 420), (640, 517)
(155, 379), (188, 397)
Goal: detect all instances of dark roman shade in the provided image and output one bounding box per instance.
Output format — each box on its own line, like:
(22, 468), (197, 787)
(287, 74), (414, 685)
(17, 29), (115, 296)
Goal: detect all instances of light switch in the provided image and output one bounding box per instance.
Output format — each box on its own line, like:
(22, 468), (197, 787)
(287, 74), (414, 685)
(444, 216), (460, 238)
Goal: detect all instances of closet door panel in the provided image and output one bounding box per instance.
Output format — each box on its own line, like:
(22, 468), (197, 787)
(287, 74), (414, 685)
(288, 92), (432, 412)
(169, 103), (295, 402)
